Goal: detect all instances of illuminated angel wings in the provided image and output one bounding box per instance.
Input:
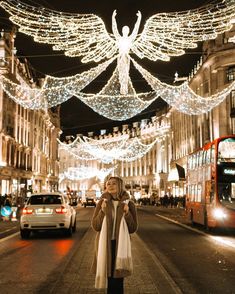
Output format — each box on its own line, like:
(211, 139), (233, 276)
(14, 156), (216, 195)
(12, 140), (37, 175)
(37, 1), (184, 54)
(0, 0), (234, 63)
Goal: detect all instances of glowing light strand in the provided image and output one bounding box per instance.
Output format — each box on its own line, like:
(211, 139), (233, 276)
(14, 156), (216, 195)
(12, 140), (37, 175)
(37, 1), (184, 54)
(60, 166), (116, 181)
(1, 0), (235, 96)
(72, 65), (157, 120)
(58, 135), (157, 163)
(0, 57), (115, 109)
(132, 58), (235, 115)
(1, 0), (234, 63)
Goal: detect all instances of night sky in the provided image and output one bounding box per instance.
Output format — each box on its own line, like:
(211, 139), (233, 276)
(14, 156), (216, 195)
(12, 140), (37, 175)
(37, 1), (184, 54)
(0, 0), (212, 137)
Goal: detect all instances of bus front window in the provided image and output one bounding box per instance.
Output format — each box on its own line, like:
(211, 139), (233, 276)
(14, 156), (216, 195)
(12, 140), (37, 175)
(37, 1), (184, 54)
(218, 138), (235, 163)
(218, 182), (235, 209)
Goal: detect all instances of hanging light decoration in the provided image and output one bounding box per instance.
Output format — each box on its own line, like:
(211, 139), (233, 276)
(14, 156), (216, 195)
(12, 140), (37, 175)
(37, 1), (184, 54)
(1, 56), (235, 117)
(0, 0), (234, 118)
(132, 58), (235, 115)
(1, 0), (234, 64)
(58, 137), (97, 161)
(58, 134), (157, 164)
(59, 166), (116, 181)
(0, 58), (115, 109)
(71, 66), (157, 120)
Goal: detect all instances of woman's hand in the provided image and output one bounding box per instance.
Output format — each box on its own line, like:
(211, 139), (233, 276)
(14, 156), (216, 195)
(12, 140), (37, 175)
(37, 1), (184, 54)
(124, 203), (129, 215)
(101, 199), (107, 213)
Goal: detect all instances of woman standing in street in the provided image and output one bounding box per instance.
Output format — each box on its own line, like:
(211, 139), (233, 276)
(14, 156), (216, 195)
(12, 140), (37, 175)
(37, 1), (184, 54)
(91, 176), (137, 294)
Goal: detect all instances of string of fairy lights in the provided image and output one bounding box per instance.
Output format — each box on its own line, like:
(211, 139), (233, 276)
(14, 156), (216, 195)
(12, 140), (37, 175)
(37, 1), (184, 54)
(58, 134), (158, 164)
(1, 56), (235, 118)
(59, 166), (116, 182)
(0, 0), (234, 119)
(0, 57), (115, 109)
(0, 0), (234, 63)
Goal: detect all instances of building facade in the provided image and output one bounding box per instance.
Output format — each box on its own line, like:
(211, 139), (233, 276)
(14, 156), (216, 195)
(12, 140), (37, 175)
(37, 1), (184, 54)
(0, 31), (60, 203)
(169, 24), (235, 197)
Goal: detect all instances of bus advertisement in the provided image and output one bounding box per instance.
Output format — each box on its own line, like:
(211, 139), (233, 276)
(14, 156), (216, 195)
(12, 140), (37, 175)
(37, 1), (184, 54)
(186, 135), (235, 229)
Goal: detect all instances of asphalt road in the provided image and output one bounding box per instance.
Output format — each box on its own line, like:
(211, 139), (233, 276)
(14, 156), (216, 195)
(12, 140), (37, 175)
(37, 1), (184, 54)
(137, 206), (235, 294)
(0, 206), (235, 293)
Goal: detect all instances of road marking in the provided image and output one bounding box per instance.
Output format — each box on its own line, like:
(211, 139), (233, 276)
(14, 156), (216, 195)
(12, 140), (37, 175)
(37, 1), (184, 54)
(155, 214), (208, 236)
(155, 214), (235, 249)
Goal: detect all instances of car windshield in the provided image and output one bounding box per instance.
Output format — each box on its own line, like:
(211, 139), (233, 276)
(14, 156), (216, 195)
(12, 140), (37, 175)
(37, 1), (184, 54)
(28, 195), (62, 205)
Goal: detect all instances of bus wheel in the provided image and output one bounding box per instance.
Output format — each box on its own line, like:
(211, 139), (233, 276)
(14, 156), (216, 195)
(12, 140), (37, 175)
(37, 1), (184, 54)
(204, 213), (211, 231)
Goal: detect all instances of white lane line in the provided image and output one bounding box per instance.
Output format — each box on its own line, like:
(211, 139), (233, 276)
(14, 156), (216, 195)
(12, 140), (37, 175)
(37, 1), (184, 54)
(155, 214), (235, 249)
(156, 213), (207, 236)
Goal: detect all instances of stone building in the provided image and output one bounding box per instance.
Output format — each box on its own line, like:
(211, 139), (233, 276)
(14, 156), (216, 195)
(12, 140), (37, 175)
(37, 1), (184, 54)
(169, 25), (235, 196)
(0, 30), (60, 202)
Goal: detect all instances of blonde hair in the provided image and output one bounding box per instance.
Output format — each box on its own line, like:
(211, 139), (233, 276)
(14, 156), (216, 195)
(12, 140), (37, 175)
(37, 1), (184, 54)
(105, 176), (125, 199)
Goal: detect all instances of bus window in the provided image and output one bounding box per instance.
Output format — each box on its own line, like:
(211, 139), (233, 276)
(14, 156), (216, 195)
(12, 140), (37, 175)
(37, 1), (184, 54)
(218, 182), (235, 209)
(190, 185), (195, 202)
(198, 151), (203, 166)
(218, 138), (235, 163)
(218, 183), (230, 202)
(206, 149), (211, 164)
(192, 154), (196, 169)
(197, 184), (202, 202)
(188, 156), (192, 170)
(202, 150), (207, 165)
(232, 183), (235, 200)
(211, 146), (215, 164)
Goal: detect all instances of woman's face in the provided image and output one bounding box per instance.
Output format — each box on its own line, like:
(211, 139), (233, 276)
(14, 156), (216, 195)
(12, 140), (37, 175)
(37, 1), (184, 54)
(106, 178), (118, 198)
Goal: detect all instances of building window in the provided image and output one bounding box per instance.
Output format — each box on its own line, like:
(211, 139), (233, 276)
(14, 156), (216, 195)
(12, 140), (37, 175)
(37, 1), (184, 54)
(231, 91), (235, 119)
(227, 67), (235, 82)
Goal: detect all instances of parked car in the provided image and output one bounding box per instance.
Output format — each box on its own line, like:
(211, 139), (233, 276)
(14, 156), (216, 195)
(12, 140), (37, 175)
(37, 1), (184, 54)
(83, 197), (96, 208)
(20, 192), (77, 239)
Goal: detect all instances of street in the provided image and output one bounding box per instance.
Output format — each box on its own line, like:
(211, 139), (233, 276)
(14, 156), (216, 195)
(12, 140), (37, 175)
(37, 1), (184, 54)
(0, 206), (235, 293)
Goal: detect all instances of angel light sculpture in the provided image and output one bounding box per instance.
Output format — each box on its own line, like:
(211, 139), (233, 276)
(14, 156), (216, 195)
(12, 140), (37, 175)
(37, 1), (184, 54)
(112, 10), (141, 94)
(0, 0), (235, 118)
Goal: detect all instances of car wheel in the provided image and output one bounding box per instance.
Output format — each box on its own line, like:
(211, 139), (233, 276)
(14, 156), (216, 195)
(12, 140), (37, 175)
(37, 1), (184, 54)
(72, 219), (77, 232)
(65, 223), (73, 237)
(20, 229), (31, 239)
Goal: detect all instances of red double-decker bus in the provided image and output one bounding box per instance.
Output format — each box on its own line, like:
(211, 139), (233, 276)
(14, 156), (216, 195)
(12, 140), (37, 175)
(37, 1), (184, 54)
(186, 135), (235, 229)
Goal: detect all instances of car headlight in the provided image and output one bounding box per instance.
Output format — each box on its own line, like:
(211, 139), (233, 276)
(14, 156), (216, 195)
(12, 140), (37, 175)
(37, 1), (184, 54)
(213, 208), (227, 219)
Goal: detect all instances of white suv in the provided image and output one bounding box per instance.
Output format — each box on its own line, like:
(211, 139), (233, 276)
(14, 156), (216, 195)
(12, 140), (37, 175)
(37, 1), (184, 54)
(20, 192), (77, 239)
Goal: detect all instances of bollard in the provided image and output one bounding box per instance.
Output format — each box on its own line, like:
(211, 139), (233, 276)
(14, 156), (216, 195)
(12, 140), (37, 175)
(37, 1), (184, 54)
(11, 206), (17, 221)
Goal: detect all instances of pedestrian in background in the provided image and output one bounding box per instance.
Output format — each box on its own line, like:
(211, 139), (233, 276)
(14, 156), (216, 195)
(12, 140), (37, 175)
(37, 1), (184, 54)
(91, 176), (138, 294)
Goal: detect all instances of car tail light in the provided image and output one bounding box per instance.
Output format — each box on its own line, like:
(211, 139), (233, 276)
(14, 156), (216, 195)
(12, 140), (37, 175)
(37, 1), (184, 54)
(55, 206), (67, 214)
(22, 207), (33, 214)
